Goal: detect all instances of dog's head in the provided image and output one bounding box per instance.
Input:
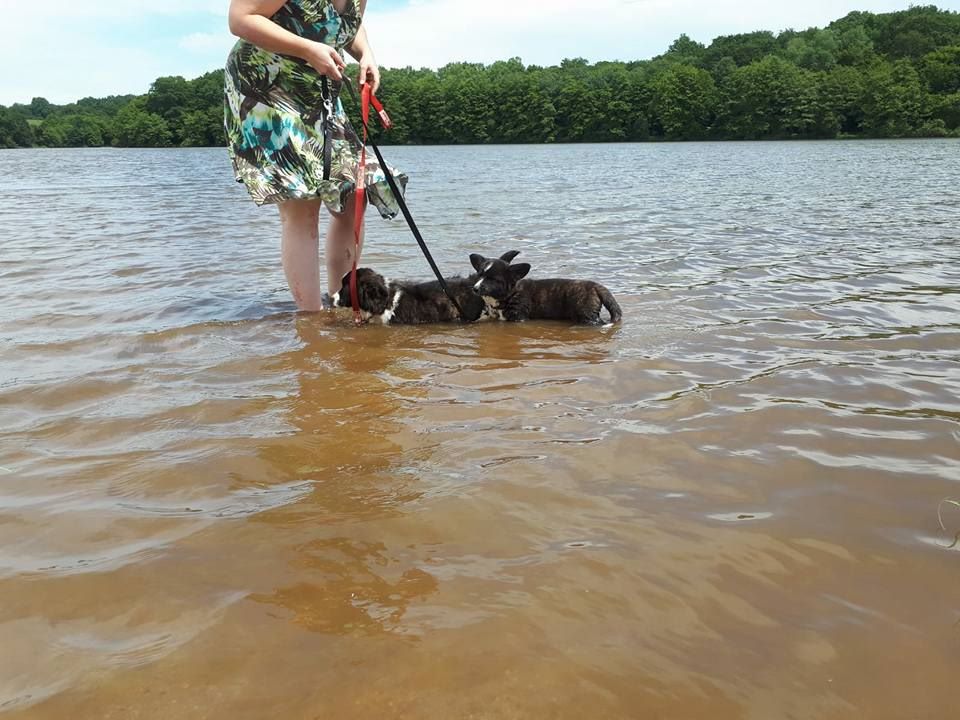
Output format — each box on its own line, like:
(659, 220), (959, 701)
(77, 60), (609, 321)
(332, 268), (390, 317)
(470, 251), (530, 302)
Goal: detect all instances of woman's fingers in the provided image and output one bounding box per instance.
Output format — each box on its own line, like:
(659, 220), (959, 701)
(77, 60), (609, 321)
(359, 60), (380, 94)
(325, 46), (345, 78)
(306, 42), (344, 80)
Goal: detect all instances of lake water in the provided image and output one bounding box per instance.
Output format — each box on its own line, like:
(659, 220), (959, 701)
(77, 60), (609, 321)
(1, 140), (959, 718)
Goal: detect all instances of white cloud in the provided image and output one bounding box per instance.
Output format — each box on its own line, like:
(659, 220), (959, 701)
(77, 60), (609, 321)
(3, 0), (960, 105)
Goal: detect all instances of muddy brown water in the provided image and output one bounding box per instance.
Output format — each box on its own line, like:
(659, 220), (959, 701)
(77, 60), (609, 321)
(1, 141), (959, 718)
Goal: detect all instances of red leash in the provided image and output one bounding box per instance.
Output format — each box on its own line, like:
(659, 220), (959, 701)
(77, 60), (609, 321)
(349, 81), (392, 325)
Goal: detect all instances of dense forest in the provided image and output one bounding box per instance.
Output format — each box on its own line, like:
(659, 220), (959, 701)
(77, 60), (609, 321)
(2, 5), (959, 148)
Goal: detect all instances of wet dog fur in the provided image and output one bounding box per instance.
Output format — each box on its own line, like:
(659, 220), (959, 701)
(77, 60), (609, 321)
(331, 251), (521, 324)
(470, 254), (622, 325)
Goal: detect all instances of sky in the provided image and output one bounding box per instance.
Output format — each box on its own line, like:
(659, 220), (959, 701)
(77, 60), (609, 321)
(1, 0), (959, 106)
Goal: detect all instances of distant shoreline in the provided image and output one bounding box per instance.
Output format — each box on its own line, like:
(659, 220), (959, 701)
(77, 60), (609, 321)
(3, 136), (959, 151)
(3, 6), (958, 149)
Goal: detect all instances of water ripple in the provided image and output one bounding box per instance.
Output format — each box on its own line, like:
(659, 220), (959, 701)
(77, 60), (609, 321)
(1, 142), (959, 718)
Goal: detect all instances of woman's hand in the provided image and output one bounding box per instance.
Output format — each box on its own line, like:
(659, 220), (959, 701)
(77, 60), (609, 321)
(359, 53), (381, 94)
(303, 41), (346, 81)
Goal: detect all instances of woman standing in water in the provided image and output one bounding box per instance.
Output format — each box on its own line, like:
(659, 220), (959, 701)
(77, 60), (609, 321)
(226, 0), (406, 311)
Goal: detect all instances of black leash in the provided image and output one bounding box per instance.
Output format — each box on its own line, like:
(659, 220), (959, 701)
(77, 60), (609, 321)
(339, 76), (467, 321)
(320, 77), (333, 181)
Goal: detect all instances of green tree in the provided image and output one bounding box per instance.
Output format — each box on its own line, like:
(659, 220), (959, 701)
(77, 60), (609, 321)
(663, 34), (706, 65)
(74, 115), (107, 146)
(703, 31), (779, 69)
(29, 97), (53, 119)
(586, 62), (643, 141)
(439, 62), (496, 143)
(549, 77), (606, 142)
(872, 5), (960, 59)
(180, 107), (224, 146)
(35, 119), (67, 147)
(822, 65), (867, 134)
(711, 56), (738, 84)
(493, 68), (556, 143)
(927, 92), (960, 133)
(836, 25), (876, 66)
(718, 56), (833, 139)
(113, 98), (172, 147)
(0, 107), (35, 147)
(861, 59), (923, 136)
(650, 64), (717, 139)
(784, 29), (840, 71)
(921, 45), (960, 93)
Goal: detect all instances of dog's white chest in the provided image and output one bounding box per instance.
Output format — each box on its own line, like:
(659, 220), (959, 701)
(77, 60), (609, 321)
(377, 288), (404, 324)
(481, 296), (504, 321)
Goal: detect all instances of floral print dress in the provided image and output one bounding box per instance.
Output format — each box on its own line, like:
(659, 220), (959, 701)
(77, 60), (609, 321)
(224, 0), (406, 215)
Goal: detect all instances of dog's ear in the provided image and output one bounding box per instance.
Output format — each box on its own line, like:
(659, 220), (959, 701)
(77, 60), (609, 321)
(500, 250), (520, 263)
(359, 275), (389, 314)
(509, 263), (531, 282)
(469, 254), (487, 273)
(373, 283), (389, 312)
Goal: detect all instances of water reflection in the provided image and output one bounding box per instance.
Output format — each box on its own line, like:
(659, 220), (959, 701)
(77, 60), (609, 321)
(245, 316), (440, 637)
(252, 537), (439, 636)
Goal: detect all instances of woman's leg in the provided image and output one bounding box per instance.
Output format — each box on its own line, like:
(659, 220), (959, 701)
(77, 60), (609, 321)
(278, 199), (323, 312)
(324, 194), (367, 296)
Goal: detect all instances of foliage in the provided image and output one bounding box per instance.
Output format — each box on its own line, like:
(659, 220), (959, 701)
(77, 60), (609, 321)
(112, 97), (173, 148)
(2, 5), (959, 149)
(650, 65), (717, 139)
(0, 107), (35, 148)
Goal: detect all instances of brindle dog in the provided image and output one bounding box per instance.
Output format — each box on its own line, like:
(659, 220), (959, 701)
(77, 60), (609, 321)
(470, 254), (622, 325)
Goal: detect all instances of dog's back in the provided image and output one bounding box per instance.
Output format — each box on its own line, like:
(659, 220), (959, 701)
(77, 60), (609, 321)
(505, 279), (622, 325)
(391, 277), (485, 324)
(470, 253), (622, 326)
(334, 269), (489, 324)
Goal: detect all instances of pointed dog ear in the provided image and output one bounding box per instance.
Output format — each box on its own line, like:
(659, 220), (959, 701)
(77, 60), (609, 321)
(509, 263), (531, 281)
(500, 250), (520, 263)
(469, 254), (487, 272)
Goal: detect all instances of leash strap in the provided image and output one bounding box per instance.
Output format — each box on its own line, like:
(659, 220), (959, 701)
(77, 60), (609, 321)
(320, 77), (333, 182)
(348, 80), (368, 325)
(343, 76), (466, 322)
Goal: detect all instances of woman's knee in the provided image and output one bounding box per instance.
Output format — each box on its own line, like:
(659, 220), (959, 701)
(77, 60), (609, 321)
(279, 199), (321, 222)
(279, 199), (321, 239)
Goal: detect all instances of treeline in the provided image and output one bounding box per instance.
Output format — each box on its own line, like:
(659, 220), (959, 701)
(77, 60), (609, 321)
(0, 73), (224, 149)
(2, 5), (959, 148)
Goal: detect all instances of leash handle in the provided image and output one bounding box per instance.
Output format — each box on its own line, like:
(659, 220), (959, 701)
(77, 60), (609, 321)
(342, 77), (466, 322)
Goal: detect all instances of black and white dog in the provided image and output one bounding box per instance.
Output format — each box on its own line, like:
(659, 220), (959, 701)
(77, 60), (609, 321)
(470, 253), (622, 325)
(331, 251), (521, 324)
